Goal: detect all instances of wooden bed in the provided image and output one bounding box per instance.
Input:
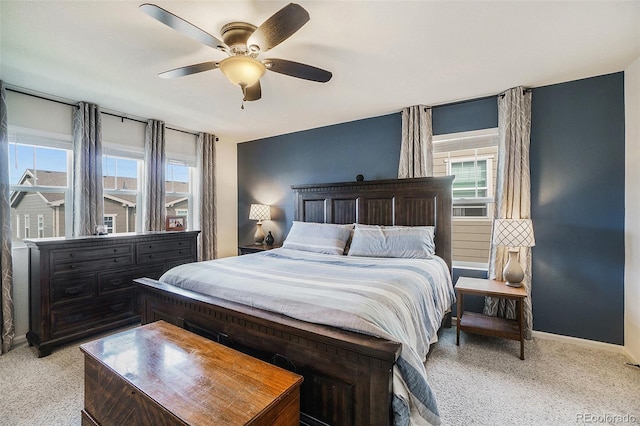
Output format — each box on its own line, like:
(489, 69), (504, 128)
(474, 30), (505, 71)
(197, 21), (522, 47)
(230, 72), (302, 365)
(134, 176), (453, 426)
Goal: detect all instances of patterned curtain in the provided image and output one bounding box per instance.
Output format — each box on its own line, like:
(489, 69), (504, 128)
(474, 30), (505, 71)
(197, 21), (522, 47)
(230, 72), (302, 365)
(0, 81), (15, 353)
(398, 105), (433, 178)
(142, 120), (166, 231)
(198, 133), (216, 260)
(72, 102), (104, 236)
(484, 86), (534, 339)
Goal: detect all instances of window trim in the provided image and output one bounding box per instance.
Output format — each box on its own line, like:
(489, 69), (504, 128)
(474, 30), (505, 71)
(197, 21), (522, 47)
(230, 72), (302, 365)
(103, 214), (116, 234)
(24, 214), (30, 239)
(447, 155), (494, 219)
(165, 159), (193, 231)
(37, 214), (44, 238)
(102, 153), (143, 233)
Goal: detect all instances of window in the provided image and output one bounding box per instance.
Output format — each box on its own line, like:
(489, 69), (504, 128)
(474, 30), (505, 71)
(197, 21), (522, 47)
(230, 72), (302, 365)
(37, 215), (44, 238)
(433, 128), (499, 267)
(24, 214), (30, 239)
(103, 154), (141, 234)
(165, 160), (193, 229)
(449, 157), (493, 218)
(9, 128), (72, 244)
(103, 215), (115, 234)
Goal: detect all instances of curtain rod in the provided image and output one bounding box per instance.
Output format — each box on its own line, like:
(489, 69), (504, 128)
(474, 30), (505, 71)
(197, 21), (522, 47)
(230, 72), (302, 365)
(421, 87), (532, 111)
(6, 86), (201, 137)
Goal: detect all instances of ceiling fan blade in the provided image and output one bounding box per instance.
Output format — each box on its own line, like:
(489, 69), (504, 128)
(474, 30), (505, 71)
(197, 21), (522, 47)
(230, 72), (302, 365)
(243, 81), (262, 102)
(140, 3), (228, 51)
(158, 61), (219, 79)
(247, 3), (310, 53)
(265, 59), (332, 83)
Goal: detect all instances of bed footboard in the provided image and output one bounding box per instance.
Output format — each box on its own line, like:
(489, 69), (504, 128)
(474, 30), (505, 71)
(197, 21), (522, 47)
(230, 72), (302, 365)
(135, 277), (402, 426)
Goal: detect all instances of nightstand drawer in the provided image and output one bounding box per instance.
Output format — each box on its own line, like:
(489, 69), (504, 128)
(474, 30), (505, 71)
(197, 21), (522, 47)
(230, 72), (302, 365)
(238, 244), (281, 255)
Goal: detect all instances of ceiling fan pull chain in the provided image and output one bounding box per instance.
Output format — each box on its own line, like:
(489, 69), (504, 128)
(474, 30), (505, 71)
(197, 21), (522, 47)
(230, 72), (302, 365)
(241, 85), (246, 110)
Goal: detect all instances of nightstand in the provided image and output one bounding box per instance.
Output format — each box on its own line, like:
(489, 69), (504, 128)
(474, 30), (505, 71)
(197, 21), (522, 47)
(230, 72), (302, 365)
(455, 277), (527, 360)
(238, 244), (282, 255)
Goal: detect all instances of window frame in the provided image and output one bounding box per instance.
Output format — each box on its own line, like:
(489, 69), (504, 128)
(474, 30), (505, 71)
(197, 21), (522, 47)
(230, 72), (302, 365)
(9, 126), (73, 241)
(446, 155), (494, 219)
(165, 158), (194, 231)
(102, 151), (143, 234)
(24, 214), (30, 239)
(103, 214), (116, 234)
(37, 214), (45, 238)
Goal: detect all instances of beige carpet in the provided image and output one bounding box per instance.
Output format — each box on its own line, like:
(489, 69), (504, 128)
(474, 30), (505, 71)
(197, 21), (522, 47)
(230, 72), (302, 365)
(0, 327), (638, 426)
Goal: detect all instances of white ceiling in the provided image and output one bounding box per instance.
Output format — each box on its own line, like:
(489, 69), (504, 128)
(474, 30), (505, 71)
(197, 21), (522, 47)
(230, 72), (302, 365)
(1, 1), (639, 144)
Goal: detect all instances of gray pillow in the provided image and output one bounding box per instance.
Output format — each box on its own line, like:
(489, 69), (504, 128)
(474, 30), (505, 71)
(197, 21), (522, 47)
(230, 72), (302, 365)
(347, 224), (435, 259)
(282, 222), (354, 255)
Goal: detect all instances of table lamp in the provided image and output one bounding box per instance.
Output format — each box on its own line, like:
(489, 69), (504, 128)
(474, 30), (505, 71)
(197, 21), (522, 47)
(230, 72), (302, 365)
(492, 219), (535, 287)
(249, 204), (271, 244)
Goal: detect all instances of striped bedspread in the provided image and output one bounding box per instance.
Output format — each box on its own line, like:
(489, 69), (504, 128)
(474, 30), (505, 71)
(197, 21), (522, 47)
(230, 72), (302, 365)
(160, 248), (455, 426)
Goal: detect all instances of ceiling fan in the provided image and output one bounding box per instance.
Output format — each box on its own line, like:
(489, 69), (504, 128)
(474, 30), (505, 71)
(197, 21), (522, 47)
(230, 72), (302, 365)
(140, 2), (332, 104)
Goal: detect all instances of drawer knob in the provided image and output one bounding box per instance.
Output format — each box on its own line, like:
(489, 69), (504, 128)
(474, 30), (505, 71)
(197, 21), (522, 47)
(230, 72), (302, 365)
(64, 285), (83, 295)
(113, 249), (118, 253)
(70, 265), (75, 269)
(113, 259), (119, 263)
(110, 279), (122, 286)
(65, 313), (83, 322)
(149, 254), (154, 259)
(110, 303), (125, 312)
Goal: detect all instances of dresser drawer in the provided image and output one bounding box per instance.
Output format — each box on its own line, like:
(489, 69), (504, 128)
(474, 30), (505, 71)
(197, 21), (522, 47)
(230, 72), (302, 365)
(51, 274), (95, 306)
(51, 293), (137, 337)
(137, 239), (192, 254)
(51, 244), (132, 262)
(52, 255), (134, 275)
(137, 246), (194, 264)
(98, 266), (164, 295)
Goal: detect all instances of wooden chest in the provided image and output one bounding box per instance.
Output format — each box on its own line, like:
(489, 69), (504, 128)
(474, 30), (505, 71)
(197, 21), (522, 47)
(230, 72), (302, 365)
(25, 231), (199, 356)
(80, 320), (303, 426)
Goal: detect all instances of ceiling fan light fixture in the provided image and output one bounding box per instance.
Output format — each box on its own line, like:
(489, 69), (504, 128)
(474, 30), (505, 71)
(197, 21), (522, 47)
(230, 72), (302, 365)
(218, 56), (266, 88)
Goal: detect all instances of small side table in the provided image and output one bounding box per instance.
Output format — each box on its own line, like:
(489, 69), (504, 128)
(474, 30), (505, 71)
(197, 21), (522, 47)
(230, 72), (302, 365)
(238, 244), (282, 255)
(455, 277), (527, 360)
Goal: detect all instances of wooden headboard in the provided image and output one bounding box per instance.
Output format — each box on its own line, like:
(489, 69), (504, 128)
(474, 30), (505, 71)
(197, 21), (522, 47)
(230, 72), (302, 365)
(291, 176), (454, 272)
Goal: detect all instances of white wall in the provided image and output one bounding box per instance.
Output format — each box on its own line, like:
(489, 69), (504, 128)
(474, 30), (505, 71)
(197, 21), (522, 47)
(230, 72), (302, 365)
(215, 139), (238, 258)
(625, 56), (640, 363)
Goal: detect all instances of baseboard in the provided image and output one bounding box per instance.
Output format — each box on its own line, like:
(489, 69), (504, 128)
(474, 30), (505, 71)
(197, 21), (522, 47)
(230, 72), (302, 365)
(452, 316), (627, 356)
(623, 347), (640, 364)
(531, 330), (624, 354)
(12, 333), (27, 348)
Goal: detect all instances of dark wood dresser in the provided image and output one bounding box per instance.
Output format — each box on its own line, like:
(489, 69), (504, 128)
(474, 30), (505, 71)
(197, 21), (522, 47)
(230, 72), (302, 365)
(25, 231), (199, 357)
(80, 320), (303, 426)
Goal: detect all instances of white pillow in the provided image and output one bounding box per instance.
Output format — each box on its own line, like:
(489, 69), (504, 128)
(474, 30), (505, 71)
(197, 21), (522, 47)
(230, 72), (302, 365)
(282, 222), (353, 255)
(347, 224), (435, 259)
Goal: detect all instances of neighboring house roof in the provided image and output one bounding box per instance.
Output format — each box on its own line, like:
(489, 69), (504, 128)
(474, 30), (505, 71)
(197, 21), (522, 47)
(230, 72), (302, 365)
(10, 169), (190, 208)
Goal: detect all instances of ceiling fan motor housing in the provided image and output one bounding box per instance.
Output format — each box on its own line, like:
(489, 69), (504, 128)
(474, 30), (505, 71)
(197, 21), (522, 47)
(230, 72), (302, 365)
(221, 22), (258, 55)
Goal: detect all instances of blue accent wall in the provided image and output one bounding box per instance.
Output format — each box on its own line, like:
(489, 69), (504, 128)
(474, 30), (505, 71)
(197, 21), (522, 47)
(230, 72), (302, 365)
(237, 72), (625, 344)
(237, 114), (401, 244)
(530, 72), (625, 344)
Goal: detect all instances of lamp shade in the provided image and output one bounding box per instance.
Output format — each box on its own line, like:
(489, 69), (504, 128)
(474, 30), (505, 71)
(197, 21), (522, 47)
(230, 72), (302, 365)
(218, 56), (266, 88)
(249, 204), (271, 221)
(492, 219), (535, 248)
